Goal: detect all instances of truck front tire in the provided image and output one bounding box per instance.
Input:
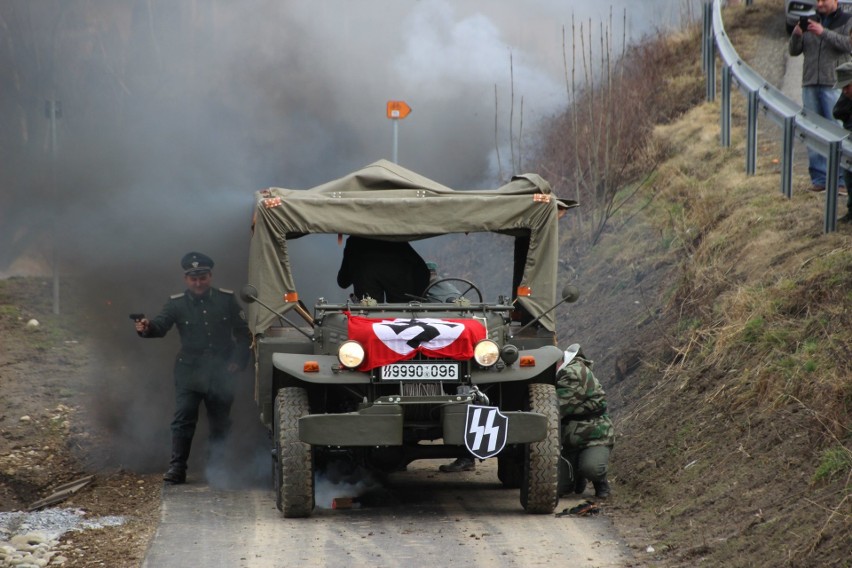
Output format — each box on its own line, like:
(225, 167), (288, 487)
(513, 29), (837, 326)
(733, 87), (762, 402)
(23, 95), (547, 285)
(520, 383), (560, 514)
(274, 387), (314, 518)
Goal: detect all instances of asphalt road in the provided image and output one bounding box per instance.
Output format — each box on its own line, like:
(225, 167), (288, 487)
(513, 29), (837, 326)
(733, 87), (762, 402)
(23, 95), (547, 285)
(142, 458), (632, 568)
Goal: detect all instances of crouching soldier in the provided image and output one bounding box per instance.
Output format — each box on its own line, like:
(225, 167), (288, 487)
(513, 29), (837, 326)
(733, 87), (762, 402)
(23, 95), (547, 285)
(556, 346), (614, 500)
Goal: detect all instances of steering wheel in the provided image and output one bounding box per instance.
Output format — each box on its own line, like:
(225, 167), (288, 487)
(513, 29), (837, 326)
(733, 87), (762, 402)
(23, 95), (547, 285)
(422, 278), (483, 303)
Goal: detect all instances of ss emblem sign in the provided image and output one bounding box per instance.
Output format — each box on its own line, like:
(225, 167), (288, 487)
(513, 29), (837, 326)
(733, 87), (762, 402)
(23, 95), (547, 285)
(464, 405), (508, 459)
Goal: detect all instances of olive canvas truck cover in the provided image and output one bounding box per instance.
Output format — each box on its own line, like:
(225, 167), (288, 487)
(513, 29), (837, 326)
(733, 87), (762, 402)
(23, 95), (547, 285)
(247, 159), (572, 336)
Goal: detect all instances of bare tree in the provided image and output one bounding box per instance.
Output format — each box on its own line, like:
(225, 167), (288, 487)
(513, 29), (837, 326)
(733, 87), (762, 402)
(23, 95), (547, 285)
(534, 8), (704, 246)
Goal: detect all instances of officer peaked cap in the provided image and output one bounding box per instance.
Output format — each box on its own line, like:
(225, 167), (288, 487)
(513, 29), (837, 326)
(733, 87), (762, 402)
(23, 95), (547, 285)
(181, 251), (214, 275)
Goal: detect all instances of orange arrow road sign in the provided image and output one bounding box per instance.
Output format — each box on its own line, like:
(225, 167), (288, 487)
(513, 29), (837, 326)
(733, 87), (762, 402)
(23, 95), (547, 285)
(386, 100), (412, 119)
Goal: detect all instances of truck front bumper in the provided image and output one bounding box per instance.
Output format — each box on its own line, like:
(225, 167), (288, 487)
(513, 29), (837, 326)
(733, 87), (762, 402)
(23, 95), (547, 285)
(299, 400), (547, 447)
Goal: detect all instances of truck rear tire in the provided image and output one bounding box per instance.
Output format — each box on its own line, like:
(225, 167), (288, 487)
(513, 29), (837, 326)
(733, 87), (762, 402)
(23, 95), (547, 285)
(520, 383), (560, 514)
(274, 387), (314, 518)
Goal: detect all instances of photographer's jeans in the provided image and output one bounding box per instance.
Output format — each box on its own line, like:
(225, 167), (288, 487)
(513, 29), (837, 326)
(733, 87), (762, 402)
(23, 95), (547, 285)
(802, 86), (845, 188)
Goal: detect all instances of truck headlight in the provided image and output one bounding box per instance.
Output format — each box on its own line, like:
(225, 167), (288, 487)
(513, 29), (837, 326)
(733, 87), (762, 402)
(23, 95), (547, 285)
(473, 339), (500, 367)
(338, 340), (365, 369)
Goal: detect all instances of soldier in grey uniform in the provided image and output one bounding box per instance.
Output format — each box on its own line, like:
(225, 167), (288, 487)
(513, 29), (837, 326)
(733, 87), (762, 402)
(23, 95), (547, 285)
(134, 252), (251, 484)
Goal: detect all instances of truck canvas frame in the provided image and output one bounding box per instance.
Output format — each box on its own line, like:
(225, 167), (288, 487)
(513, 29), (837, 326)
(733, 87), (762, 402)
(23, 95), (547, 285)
(244, 159), (578, 518)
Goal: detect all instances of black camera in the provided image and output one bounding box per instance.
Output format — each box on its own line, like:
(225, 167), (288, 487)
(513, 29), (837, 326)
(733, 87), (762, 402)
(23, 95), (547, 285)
(800, 16), (811, 31)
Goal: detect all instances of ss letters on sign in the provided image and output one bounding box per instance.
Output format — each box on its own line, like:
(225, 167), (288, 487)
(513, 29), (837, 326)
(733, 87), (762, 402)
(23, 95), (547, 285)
(464, 405), (508, 460)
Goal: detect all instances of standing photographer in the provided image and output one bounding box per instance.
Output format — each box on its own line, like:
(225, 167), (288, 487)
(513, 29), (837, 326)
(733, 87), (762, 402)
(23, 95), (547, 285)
(789, 0), (852, 193)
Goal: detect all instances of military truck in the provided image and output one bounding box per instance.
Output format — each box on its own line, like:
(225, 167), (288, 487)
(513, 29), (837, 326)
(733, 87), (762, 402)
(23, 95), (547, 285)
(243, 160), (578, 518)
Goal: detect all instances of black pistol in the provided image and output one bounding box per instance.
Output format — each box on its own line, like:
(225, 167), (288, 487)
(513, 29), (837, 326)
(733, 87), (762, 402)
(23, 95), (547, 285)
(129, 313), (146, 321)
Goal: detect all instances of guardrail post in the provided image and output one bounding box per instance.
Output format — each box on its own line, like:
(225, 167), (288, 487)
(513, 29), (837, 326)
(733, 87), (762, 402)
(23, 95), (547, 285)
(721, 65), (731, 147)
(746, 90), (758, 175)
(704, 2), (716, 102)
(703, 1), (710, 73)
(825, 141), (840, 232)
(781, 116), (794, 198)
(707, 35), (716, 103)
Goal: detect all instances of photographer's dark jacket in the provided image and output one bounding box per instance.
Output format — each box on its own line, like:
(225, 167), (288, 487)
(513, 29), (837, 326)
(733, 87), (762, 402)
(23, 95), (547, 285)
(789, 9), (852, 87)
(142, 287), (251, 370)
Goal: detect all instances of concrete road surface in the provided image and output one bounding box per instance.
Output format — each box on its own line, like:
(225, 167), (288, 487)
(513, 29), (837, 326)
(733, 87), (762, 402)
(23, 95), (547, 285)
(142, 458), (632, 568)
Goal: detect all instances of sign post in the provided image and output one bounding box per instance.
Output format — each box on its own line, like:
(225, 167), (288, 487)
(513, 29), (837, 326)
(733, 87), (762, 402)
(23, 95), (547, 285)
(45, 100), (62, 315)
(386, 101), (411, 164)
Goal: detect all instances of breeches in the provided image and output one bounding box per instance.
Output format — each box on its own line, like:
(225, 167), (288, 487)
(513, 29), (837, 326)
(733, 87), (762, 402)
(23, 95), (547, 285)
(563, 445), (611, 483)
(171, 356), (235, 440)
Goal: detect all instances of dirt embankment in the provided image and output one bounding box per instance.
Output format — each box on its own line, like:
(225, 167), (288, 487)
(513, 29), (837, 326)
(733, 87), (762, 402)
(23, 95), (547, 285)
(560, 3), (850, 566)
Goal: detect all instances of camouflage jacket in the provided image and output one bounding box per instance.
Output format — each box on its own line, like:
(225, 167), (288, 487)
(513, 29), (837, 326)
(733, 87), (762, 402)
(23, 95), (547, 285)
(556, 358), (615, 449)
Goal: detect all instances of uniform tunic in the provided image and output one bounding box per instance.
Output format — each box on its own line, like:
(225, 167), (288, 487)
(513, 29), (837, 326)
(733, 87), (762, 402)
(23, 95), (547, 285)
(142, 287), (251, 439)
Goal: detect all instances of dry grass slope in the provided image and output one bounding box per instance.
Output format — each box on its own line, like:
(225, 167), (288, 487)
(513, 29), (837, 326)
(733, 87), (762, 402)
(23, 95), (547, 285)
(541, 1), (850, 566)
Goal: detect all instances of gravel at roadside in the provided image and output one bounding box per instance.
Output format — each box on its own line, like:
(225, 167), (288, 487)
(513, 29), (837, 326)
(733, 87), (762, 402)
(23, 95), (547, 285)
(0, 509), (124, 567)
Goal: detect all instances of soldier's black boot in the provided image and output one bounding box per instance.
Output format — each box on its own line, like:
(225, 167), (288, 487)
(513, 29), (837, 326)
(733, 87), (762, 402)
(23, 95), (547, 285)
(163, 437), (192, 484)
(439, 457), (475, 472)
(206, 437), (226, 468)
(593, 477), (611, 500)
(557, 456), (572, 496)
(574, 474), (587, 495)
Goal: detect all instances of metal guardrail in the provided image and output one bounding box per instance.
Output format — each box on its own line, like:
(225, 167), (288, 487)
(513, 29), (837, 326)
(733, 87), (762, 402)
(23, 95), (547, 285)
(704, 0), (846, 233)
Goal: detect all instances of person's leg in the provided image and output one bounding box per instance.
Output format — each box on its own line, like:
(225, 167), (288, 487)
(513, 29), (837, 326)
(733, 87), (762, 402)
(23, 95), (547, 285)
(848, 178), (852, 219)
(558, 447), (573, 495)
(205, 392), (234, 446)
(205, 364), (236, 470)
(802, 86), (827, 188)
(166, 387), (202, 483)
(577, 445), (612, 499)
(557, 448), (586, 496)
(817, 86), (845, 189)
(844, 171), (852, 221)
(439, 455), (476, 472)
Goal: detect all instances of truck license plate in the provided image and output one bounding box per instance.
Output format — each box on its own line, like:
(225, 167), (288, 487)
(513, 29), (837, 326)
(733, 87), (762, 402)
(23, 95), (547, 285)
(380, 362), (460, 381)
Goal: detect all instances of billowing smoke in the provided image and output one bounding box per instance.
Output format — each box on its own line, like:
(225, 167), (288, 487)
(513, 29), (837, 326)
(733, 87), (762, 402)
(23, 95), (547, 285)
(313, 462), (383, 510)
(0, 0), (700, 482)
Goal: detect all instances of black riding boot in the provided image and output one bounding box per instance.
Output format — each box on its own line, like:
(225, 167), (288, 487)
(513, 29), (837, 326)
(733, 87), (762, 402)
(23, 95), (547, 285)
(574, 474), (588, 495)
(163, 436), (192, 484)
(206, 436), (226, 467)
(593, 477), (611, 500)
(557, 455), (572, 496)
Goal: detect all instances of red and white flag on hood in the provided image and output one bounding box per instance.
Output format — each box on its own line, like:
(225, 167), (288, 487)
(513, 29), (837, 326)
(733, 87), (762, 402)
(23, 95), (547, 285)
(346, 315), (487, 371)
